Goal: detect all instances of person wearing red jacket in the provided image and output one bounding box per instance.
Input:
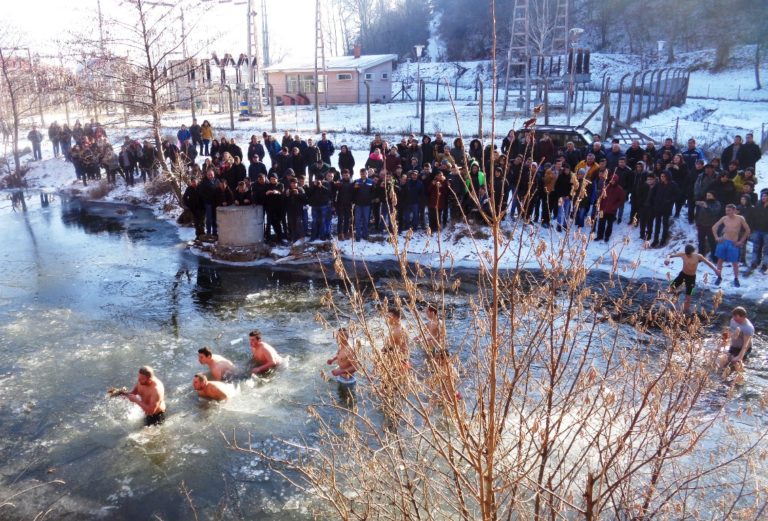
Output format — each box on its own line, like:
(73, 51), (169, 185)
(595, 173), (625, 242)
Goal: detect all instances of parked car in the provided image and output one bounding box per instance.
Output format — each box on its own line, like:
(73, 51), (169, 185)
(517, 125), (595, 150)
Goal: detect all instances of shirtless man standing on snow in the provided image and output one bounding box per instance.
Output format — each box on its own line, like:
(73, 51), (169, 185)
(712, 204), (751, 287)
(197, 346), (235, 381)
(249, 329), (284, 375)
(664, 244), (720, 314)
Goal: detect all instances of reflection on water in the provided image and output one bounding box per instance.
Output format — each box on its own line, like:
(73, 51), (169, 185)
(0, 191), (765, 520)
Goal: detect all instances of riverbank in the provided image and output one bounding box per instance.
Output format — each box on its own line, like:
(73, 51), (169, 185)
(14, 151), (768, 304)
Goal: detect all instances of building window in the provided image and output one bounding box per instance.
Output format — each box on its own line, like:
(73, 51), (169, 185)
(381, 72), (389, 80)
(286, 75), (298, 93)
(364, 73), (373, 80)
(297, 74), (325, 93)
(337, 73), (352, 81)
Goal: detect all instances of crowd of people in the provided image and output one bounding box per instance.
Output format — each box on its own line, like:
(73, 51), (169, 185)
(38, 117), (763, 284)
(174, 125), (765, 280)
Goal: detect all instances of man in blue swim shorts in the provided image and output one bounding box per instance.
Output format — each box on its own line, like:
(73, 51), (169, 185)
(712, 204), (751, 287)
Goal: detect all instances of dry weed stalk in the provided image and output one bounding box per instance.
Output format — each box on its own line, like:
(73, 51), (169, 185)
(225, 3), (767, 518)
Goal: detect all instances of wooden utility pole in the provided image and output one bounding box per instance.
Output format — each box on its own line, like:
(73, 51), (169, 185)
(313, 0), (328, 132)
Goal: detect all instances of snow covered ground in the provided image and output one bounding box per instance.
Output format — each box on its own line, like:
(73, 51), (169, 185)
(11, 51), (768, 305)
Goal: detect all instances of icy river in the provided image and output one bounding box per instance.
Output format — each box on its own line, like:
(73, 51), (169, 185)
(1, 190), (767, 520)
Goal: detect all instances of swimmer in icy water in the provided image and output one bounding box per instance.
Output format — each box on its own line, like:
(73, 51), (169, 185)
(114, 366), (167, 427)
(193, 373), (233, 401)
(197, 346), (235, 381)
(249, 329), (284, 375)
(327, 327), (358, 383)
(718, 306), (755, 375)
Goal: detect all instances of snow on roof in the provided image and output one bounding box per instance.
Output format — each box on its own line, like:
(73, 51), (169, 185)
(265, 54), (398, 73)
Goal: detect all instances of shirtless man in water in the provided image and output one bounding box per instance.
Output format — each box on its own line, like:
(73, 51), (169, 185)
(712, 204), (751, 287)
(197, 346), (235, 381)
(123, 366), (166, 426)
(423, 305), (460, 401)
(249, 329), (283, 375)
(327, 327), (358, 378)
(719, 306), (755, 370)
(664, 244), (720, 314)
(192, 373), (232, 401)
(384, 308), (409, 361)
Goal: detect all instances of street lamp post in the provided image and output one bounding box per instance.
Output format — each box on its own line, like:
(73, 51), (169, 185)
(414, 44), (424, 118)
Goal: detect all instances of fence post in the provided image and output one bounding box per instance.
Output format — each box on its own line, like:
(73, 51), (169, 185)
(600, 91), (611, 138)
(435, 80), (439, 101)
(615, 73), (631, 123)
(365, 80), (371, 135)
(627, 72), (641, 124)
(454, 78), (458, 100)
(544, 81), (549, 125)
(420, 81), (426, 136)
(673, 117), (679, 144)
(477, 78), (484, 139)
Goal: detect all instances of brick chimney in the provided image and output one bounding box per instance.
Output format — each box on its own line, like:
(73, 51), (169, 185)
(353, 44), (361, 59)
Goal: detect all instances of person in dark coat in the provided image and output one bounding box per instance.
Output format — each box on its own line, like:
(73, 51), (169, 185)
(624, 140), (644, 169)
(48, 122), (61, 157)
(595, 174), (625, 242)
(264, 175), (285, 243)
(650, 171), (679, 247)
(637, 173), (657, 241)
(181, 140), (197, 168)
(720, 135), (744, 168)
(289, 147), (306, 176)
(740, 133), (762, 170)
(224, 155), (246, 191)
(710, 171), (738, 207)
(501, 130), (518, 157)
(420, 135), (434, 166)
(140, 141), (161, 182)
(247, 135), (266, 163)
(284, 178), (307, 242)
(303, 138), (321, 166)
(694, 191), (722, 262)
(183, 177), (205, 238)
(198, 169), (219, 236)
(215, 178), (234, 208)
(248, 154), (268, 182)
(401, 170), (425, 231)
(338, 145), (355, 174)
(228, 140), (243, 162)
(352, 168), (375, 241)
(563, 141), (582, 171)
(234, 181), (252, 206)
(317, 132), (335, 164)
(335, 170), (354, 240)
(251, 173), (269, 206)
(189, 119), (202, 155)
(306, 177), (332, 241)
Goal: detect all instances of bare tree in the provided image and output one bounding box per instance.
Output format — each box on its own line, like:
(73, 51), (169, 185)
(0, 36), (44, 180)
(71, 0), (211, 203)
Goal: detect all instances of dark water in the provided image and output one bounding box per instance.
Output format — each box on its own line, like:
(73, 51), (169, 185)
(0, 190), (766, 519)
